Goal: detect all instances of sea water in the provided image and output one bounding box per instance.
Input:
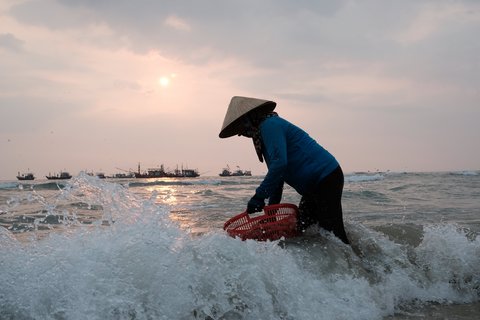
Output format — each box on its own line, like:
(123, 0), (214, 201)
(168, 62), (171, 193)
(0, 171), (479, 320)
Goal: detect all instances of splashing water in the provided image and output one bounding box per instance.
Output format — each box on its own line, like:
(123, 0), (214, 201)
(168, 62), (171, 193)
(0, 172), (479, 319)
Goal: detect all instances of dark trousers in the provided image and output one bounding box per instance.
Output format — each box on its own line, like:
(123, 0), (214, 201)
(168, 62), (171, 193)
(298, 166), (350, 244)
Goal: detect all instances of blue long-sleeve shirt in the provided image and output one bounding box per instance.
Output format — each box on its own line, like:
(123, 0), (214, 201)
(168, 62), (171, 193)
(255, 115), (339, 200)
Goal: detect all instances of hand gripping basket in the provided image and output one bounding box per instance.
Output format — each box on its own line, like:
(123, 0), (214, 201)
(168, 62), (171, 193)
(223, 203), (299, 241)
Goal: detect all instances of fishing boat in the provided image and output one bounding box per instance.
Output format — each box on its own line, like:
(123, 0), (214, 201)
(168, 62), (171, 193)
(165, 168), (200, 178)
(108, 167), (136, 179)
(46, 171), (72, 180)
(108, 172), (135, 179)
(87, 172), (106, 179)
(134, 163), (199, 178)
(16, 172), (35, 181)
(219, 165), (252, 177)
(219, 167), (232, 177)
(242, 170), (252, 176)
(134, 164), (167, 178)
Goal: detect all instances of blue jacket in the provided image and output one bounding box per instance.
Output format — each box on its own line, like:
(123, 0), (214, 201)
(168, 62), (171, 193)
(255, 115), (339, 201)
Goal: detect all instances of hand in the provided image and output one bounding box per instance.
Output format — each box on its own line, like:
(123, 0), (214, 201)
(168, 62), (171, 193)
(247, 194), (265, 214)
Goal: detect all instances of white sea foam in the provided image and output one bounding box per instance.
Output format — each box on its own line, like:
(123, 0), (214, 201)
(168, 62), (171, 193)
(0, 174), (478, 319)
(451, 170), (479, 176)
(346, 173), (385, 183)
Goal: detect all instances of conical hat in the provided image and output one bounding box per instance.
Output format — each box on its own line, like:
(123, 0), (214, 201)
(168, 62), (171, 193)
(219, 96), (276, 138)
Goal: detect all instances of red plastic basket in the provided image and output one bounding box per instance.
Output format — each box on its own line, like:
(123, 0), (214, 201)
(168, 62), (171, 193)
(223, 203), (299, 241)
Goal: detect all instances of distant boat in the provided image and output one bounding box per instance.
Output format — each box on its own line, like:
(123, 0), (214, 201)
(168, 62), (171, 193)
(219, 165), (252, 177)
(87, 172), (106, 179)
(108, 167), (136, 179)
(134, 163), (199, 178)
(108, 172), (135, 179)
(46, 172), (72, 180)
(16, 172), (35, 181)
(166, 168), (200, 178)
(219, 166), (231, 177)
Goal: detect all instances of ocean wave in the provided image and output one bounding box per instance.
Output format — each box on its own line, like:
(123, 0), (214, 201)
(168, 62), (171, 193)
(127, 178), (259, 188)
(34, 182), (69, 190)
(128, 180), (195, 188)
(1, 172), (478, 319)
(0, 181), (68, 191)
(0, 214), (478, 319)
(450, 170), (479, 176)
(344, 189), (391, 203)
(0, 182), (20, 190)
(345, 173), (385, 183)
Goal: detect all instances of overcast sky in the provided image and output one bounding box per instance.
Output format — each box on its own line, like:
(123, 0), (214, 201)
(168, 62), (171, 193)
(1, 0), (479, 180)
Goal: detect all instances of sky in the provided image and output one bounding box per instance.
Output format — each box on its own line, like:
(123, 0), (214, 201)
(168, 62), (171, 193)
(1, 0), (479, 180)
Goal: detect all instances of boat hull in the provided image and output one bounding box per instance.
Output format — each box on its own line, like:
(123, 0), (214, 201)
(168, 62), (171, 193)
(17, 175), (35, 181)
(46, 172), (72, 180)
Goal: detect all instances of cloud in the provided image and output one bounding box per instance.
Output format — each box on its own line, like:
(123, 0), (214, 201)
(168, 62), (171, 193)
(1, 0), (480, 178)
(0, 95), (81, 134)
(395, 1), (480, 45)
(0, 33), (24, 52)
(7, 1), (348, 64)
(164, 15), (191, 32)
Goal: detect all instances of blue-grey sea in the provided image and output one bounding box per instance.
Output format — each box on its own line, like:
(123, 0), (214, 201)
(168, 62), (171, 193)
(0, 171), (479, 320)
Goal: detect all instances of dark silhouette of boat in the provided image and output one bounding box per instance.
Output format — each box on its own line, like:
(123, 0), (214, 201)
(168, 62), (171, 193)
(46, 171), (72, 180)
(87, 172), (106, 179)
(134, 163), (199, 178)
(108, 172), (135, 179)
(16, 172), (35, 180)
(107, 167), (136, 179)
(219, 165), (252, 177)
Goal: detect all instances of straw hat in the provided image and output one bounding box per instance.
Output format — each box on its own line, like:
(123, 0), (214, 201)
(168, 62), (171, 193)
(219, 96), (276, 138)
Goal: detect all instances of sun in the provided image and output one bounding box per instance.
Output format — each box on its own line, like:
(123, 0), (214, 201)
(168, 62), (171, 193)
(158, 76), (170, 87)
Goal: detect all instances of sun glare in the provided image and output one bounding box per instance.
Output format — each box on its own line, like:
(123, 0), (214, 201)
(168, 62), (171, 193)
(158, 73), (177, 88)
(158, 76), (170, 87)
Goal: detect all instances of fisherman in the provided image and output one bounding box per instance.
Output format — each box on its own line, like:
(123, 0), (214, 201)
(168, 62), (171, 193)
(219, 96), (349, 244)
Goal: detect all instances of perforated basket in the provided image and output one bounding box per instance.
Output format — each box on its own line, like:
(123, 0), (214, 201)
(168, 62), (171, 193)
(223, 203), (299, 241)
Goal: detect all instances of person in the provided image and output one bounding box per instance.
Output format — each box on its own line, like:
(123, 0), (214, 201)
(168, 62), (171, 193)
(219, 96), (350, 244)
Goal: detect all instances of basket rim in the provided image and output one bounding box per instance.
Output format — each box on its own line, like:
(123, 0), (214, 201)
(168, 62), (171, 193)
(223, 203), (299, 241)
(223, 203), (298, 231)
